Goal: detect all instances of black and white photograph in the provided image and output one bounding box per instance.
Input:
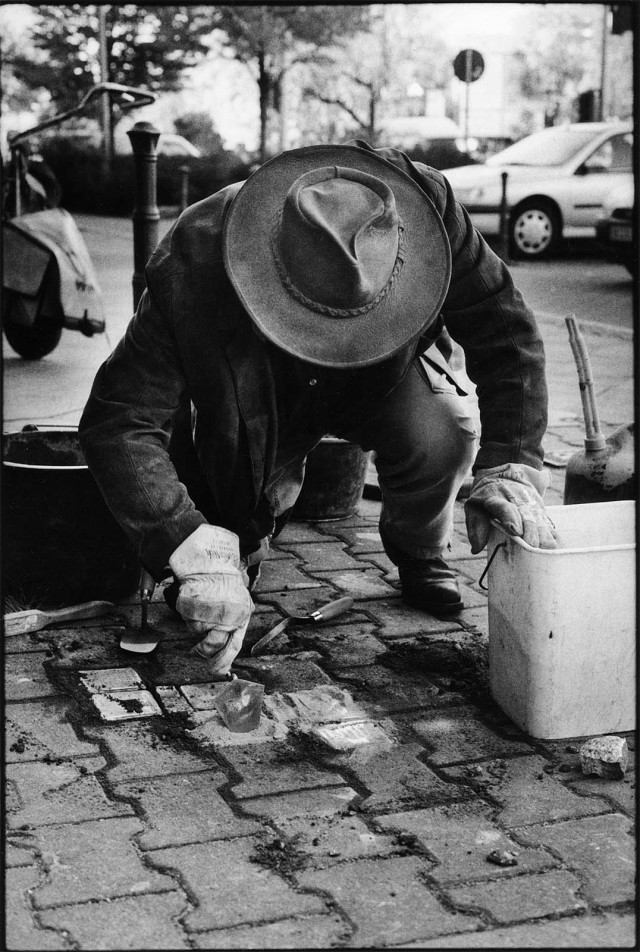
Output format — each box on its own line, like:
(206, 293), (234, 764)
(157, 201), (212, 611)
(2, 2), (636, 948)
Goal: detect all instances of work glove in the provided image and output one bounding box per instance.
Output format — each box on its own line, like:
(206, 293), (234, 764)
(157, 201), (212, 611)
(168, 524), (254, 677)
(465, 463), (558, 555)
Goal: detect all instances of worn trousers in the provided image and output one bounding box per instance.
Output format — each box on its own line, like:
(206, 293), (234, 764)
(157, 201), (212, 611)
(264, 355), (478, 565)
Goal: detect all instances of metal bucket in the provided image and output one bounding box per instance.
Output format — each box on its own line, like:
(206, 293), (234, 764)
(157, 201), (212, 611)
(2, 426), (140, 606)
(293, 437), (369, 522)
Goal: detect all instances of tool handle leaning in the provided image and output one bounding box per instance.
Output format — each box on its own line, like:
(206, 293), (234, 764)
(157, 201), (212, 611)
(4, 600), (115, 636)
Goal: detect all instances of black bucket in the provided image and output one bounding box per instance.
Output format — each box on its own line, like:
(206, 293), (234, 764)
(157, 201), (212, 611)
(2, 426), (140, 606)
(292, 437), (370, 522)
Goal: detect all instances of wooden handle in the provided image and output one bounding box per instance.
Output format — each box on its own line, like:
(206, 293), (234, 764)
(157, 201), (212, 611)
(309, 596), (355, 622)
(4, 600), (115, 636)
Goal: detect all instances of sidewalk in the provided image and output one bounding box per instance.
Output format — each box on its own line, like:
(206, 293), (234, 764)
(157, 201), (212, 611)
(4, 223), (636, 949)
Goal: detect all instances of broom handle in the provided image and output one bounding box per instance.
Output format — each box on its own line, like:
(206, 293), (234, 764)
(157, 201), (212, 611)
(565, 315), (605, 449)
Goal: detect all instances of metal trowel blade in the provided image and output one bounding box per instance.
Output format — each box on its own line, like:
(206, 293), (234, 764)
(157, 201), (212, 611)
(120, 625), (162, 654)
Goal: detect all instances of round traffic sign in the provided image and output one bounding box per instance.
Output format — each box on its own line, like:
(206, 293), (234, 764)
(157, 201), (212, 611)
(453, 49), (485, 83)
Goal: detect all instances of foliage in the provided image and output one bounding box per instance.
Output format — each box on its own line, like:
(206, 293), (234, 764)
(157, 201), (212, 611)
(174, 111), (224, 155)
(14, 5), (214, 113)
(211, 5), (371, 160)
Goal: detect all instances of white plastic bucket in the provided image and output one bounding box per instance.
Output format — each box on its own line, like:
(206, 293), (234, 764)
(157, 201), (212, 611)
(486, 500), (636, 739)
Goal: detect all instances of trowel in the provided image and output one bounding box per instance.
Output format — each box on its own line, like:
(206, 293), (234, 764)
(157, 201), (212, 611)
(251, 596), (355, 656)
(4, 600), (115, 636)
(119, 570), (161, 654)
(563, 315), (634, 504)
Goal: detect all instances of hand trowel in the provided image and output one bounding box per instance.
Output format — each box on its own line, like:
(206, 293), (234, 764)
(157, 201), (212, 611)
(119, 570), (162, 653)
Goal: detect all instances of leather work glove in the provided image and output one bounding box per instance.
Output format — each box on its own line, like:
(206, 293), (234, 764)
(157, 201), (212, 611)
(465, 463), (558, 555)
(168, 524), (254, 677)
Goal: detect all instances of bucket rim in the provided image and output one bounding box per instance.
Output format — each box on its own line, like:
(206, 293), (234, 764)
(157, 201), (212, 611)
(3, 460), (88, 472)
(3, 424), (86, 471)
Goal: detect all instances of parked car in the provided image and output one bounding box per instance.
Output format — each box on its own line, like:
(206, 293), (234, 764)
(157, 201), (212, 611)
(442, 121), (633, 258)
(596, 181), (635, 275)
(377, 115), (475, 170)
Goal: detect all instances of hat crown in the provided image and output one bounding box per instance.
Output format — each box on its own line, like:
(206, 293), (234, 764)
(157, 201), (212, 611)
(278, 166), (400, 311)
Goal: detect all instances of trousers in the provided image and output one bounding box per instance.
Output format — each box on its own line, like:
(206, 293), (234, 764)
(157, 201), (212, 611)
(263, 354), (478, 565)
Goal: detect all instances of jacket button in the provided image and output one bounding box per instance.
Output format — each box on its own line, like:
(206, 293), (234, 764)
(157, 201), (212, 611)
(308, 378), (318, 387)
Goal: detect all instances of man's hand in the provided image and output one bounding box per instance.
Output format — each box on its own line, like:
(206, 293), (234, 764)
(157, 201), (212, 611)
(465, 463), (558, 554)
(169, 525), (254, 677)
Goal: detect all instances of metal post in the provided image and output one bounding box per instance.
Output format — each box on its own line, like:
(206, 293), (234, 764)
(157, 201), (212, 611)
(464, 48), (472, 152)
(98, 6), (112, 182)
(127, 121), (160, 310)
(179, 164), (190, 213)
(499, 171), (511, 264)
(599, 4), (609, 121)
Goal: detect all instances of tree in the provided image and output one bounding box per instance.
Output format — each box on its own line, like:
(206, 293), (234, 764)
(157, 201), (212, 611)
(12, 5), (214, 113)
(211, 5), (370, 161)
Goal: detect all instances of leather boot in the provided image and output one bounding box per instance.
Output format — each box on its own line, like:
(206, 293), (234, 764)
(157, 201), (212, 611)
(398, 556), (463, 613)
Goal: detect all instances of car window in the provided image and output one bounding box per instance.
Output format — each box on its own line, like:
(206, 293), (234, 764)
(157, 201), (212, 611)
(486, 127), (603, 167)
(583, 132), (633, 172)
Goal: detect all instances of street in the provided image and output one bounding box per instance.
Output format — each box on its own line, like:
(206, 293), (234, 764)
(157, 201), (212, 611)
(3, 215), (634, 433)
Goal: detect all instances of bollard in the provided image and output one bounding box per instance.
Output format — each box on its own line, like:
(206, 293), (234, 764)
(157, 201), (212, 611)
(499, 171), (511, 264)
(179, 164), (190, 213)
(127, 121), (160, 309)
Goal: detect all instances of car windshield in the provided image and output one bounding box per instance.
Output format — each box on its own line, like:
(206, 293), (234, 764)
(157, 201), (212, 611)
(486, 127), (602, 167)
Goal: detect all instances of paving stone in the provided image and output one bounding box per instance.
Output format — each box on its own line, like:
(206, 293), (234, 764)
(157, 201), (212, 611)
(334, 526), (386, 554)
(7, 756), (134, 829)
(277, 541), (367, 571)
(31, 817), (177, 908)
(353, 550), (396, 574)
(155, 684), (194, 716)
(222, 743), (350, 799)
(234, 655), (333, 693)
(192, 914), (350, 949)
(454, 606), (489, 636)
(399, 912), (637, 948)
(6, 865), (65, 950)
(278, 814), (397, 867)
(377, 801), (554, 883)
(179, 681), (232, 710)
(442, 755), (611, 826)
(346, 742), (468, 813)
(6, 698), (100, 763)
(6, 832), (41, 868)
(298, 856), (481, 946)
(186, 708), (289, 748)
(444, 869), (586, 924)
(516, 813), (635, 906)
(83, 720), (214, 783)
(38, 892), (191, 950)
(5, 653), (62, 700)
(364, 599), (465, 638)
(42, 627), (130, 668)
(331, 665), (466, 715)
(316, 568), (399, 599)
(79, 666), (145, 694)
(411, 707), (535, 765)
(567, 770), (636, 817)
(89, 689), (163, 721)
(256, 585), (363, 618)
(274, 523), (335, 544)
(112, 771), (261, 850)
(295, 621), (387, 666)
(252, 558), (324, 593)
(147, 838), (326, 931)
(240, 786), (358, 820)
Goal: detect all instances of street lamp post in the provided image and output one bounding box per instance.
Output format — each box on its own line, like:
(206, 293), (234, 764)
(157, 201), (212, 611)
(127, 121), (160, 310)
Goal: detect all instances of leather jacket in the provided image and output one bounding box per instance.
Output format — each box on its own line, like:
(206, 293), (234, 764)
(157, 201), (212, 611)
(79, 144), (548, 578)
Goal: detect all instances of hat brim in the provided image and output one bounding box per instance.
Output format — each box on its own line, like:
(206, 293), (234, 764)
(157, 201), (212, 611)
(223, 144), (451, 368)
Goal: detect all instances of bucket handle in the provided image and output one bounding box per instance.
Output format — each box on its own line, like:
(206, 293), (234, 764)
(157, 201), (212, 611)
(478, 542), (506, 591)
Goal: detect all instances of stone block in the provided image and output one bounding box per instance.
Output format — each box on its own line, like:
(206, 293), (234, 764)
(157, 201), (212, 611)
(113, 770), (261, 850)
(364, 599), (464, 638)
(298, 856), (481, 946)
(30, 818), (178, 908)
(222, 743), (350, 799)
(233, 656), (332, 694)
(295, 621), (387, 667)
(279, 541), (367, 571)
(38, 892), (190, 950)
(402, 913), (637, 948)
(155, 684), (194, 716)
(443, 869), (586, 924)
(377, 801), (554, 883)
(192, 915), (350, 949)
(6, 865), (65, 950)
(240, 786), (358, 821)
(82, 720), (214, 783)
(5, 652), (61, 700)
(316, 568), (398, 600)
(6, 698), (100, 763)
(7, 757), (134, 828)
(579, 736), (629, 778)
(331, 665), (466, 715)
(411, 707), (535, 766)
(278, 814), (397, 867)
(147, 838), (325, 931)
(89, 690), (163, 722)
(516, 813), (635, 906)
(442, 755), (610, 827)
(79, 667), (145, 694)
(252, 559), (323, 593)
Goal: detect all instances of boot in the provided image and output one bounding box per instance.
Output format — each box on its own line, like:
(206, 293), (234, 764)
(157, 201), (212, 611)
(398, 556), (463, 613)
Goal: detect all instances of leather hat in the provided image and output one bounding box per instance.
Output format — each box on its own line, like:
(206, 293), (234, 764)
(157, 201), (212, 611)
(223, 144), (451, 367)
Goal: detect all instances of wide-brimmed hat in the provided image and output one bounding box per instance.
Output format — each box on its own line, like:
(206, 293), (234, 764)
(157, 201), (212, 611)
(222, 144), (451, 367)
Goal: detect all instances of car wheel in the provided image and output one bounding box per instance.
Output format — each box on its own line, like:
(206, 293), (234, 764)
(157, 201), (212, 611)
(3, 316), (63, 359)
(510, 200), (560, 259)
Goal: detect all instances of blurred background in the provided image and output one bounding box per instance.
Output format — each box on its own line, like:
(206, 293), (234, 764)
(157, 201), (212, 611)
(0, 3), (634, 214)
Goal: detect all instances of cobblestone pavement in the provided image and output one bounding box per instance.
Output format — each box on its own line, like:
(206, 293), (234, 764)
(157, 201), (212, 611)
(6, 451), (636, 949)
